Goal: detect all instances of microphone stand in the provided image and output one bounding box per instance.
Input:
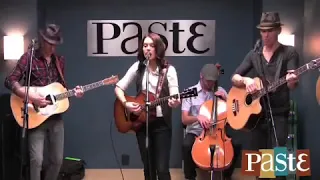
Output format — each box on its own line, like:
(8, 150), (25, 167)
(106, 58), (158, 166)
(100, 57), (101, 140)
(255, 39), (279, 147)
(20, 39), (36, 180)
(209, 93), (218, 180)
(210, 67), (224, 180)
(144, 53), (152, 179)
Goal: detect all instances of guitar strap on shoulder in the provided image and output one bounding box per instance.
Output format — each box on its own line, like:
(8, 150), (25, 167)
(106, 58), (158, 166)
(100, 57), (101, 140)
(274, 49), (284, 81)
(155, 62), (170, 99)
(54, 55), (67, 87)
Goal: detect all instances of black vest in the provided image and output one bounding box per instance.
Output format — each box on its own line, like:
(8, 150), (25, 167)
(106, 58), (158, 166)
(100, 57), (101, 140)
(135, 64), (172, 128)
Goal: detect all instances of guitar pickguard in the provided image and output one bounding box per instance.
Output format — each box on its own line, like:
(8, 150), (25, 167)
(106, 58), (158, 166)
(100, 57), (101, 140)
(30, 94), (58, 116)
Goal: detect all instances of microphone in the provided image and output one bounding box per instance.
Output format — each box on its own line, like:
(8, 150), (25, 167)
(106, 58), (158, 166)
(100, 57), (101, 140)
(31, 38), (37, 44)
(253, 39), (261, 53)
(28, 38), (38, 49)
(145, 51), (151, 60)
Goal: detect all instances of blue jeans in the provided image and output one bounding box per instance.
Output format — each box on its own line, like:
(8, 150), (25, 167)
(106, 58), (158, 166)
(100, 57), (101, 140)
(136, 118), (172, 180)
(29, 115), (64, 180)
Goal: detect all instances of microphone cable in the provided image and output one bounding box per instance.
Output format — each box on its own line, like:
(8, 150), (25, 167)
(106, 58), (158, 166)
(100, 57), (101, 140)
(109, 118), (125, 180)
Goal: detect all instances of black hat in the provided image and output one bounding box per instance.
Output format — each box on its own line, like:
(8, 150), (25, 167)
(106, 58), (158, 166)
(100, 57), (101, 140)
(256, 12), (283, 30)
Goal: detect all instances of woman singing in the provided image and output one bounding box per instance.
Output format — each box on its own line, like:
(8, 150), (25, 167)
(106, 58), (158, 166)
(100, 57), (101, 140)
(114, 33), (181, 180)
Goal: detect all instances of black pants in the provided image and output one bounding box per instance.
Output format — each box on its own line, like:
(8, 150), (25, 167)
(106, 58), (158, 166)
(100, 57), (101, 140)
(249, 112), (289, 180)
(249, 113), (288, 149)
(136, 118), (172, 180)
(183, 125), (242, 180)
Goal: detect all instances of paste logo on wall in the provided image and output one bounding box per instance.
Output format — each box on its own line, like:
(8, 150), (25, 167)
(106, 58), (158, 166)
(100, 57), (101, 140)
(87, 20), (216, 57)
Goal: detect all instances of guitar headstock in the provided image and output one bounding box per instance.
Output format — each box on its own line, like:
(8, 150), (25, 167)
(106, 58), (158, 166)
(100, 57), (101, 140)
(180, 87), (198, 99)
(102, 75), (119, 85)
(309, 58), (320, 70)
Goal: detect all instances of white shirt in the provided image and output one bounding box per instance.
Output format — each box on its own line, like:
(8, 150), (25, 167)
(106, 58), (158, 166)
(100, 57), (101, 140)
(116, 61), (179, 117)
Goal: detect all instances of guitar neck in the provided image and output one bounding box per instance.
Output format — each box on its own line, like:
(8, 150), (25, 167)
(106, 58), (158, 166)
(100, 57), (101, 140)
(254, 62), (311, 98)
(146, 94), (180, 108)
(55, 80), (105, 100)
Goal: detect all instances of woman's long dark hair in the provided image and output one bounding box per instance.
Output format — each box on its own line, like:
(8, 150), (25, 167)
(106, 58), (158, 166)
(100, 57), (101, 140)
(136, 33), (168, 75)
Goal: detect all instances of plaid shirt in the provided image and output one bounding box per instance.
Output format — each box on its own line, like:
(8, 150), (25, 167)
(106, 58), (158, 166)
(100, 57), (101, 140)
(4, 49), (66, 91)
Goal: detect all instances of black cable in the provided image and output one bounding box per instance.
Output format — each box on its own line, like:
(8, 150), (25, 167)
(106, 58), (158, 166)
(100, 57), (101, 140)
(109, 118), (125, 180)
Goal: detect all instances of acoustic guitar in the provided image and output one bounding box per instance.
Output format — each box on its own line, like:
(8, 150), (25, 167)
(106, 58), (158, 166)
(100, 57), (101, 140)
(113, 87), (198, 133)
(10, 75), (119, 129)
(227, 58), (320, 131)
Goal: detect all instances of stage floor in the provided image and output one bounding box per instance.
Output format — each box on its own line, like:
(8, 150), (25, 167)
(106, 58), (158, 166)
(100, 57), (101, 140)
(84, 168), (255, 180)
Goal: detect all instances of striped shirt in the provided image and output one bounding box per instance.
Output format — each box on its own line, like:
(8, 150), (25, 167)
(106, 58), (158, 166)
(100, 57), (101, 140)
(181, 82), (228, 136)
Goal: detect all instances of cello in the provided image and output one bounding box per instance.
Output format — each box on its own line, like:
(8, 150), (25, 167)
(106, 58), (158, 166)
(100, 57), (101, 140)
(191, 64), (234, 176)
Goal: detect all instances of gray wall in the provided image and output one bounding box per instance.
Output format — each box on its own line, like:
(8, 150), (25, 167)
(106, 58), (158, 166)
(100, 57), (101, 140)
(0, 0), (318, 178)
(300, 1), (320, 179)
(0, 0), (39, 92)
(263, 1), (318, 179)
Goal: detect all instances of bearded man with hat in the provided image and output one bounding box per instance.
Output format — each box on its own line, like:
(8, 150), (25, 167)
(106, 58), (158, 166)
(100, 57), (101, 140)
(4, 24), (85, 180)
(231, 12), (300, 179)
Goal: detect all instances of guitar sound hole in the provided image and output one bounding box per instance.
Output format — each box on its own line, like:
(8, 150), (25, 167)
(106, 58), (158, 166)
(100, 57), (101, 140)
(130, 113), (139, 122)
(45, 95), (54, 105)
(245, 94), (253, 106)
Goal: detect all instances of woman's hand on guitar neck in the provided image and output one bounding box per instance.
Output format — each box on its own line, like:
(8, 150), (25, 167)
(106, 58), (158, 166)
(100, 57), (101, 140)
(244, 77), (258, 94)
(125, 102), (142, 114)
(168, 98), (181, 108)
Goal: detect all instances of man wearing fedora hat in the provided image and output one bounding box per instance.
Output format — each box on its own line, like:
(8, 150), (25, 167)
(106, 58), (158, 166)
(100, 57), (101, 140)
(231, 12), (300, 179)
(4, 24), (85, 180)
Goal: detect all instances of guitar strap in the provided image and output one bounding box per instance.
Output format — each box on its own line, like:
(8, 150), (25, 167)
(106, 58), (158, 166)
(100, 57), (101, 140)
(54, 55), (67, 87)
(155, 62), (170, 98)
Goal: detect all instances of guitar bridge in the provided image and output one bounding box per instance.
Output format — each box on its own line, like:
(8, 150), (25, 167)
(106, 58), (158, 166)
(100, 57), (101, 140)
(232, 99), (239, 116)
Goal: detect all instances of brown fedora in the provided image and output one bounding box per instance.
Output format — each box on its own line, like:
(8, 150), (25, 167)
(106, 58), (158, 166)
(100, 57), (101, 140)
(256, 12), (283, 30)
(39, 24), (63, 45)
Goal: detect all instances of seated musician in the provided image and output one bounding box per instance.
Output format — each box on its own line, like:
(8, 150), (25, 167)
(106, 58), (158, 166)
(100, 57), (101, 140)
(181, 64), (239, 180)
(114, 33), (180, 180)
